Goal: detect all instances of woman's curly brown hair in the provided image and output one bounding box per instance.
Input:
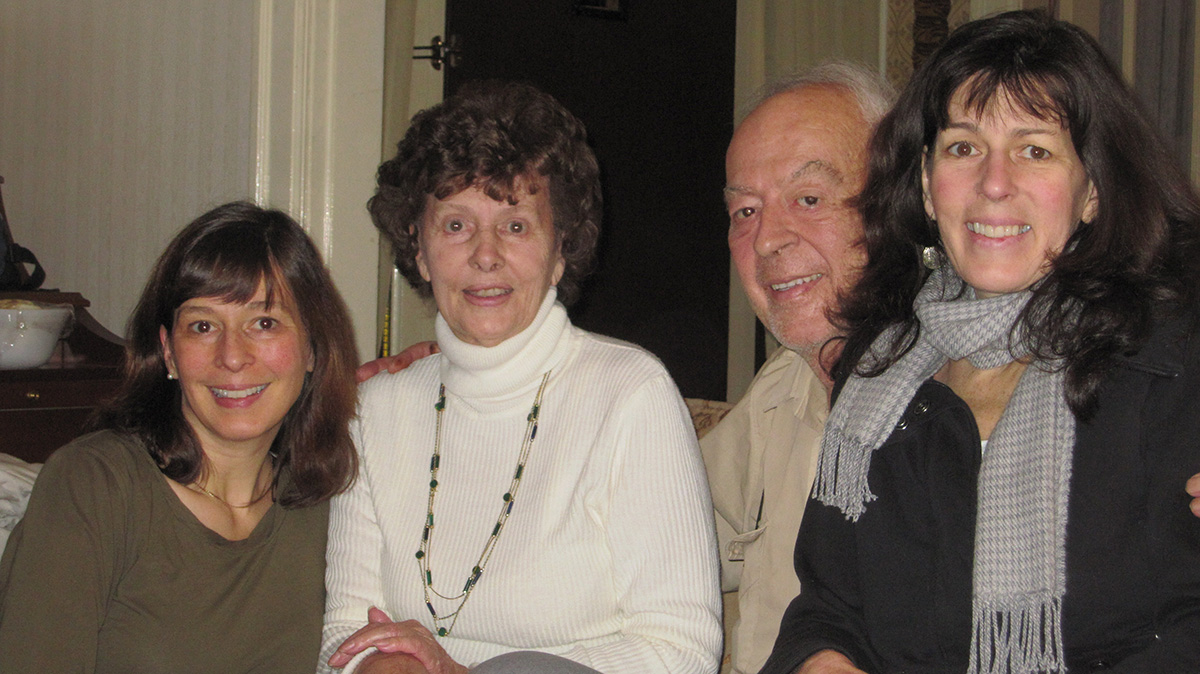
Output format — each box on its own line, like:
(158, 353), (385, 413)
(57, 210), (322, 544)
(369, 80), (602, 306)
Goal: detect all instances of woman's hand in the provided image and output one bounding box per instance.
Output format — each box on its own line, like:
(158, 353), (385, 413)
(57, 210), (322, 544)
(358, 651), (434, 674)
(328, 607), (467, 674)
(358, 651), (432, 674)
(795, 649), (867, 674)
(356, 342), (439, 383)
(1188, 472), (1200, 517)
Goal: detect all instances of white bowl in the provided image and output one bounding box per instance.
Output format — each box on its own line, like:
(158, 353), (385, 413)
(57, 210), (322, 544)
(0, 307), (73, 369)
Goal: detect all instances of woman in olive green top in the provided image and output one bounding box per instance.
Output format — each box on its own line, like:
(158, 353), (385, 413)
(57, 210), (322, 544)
(0, 202), (359, 673)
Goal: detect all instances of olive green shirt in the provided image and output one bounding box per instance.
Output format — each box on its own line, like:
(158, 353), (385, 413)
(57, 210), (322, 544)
(0, 430), (327, 673)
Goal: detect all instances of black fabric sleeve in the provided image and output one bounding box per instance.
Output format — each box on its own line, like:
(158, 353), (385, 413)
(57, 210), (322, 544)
(1091, 326), (1200, 672)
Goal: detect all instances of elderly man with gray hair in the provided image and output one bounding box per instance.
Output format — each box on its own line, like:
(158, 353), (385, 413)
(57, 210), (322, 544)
(704, 61), (892, 674)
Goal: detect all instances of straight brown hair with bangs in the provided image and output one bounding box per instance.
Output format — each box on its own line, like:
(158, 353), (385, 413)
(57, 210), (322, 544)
(94, 201), (358, 507)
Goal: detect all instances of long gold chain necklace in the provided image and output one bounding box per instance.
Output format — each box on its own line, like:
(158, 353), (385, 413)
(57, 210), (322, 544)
(416, 371), (551, 638)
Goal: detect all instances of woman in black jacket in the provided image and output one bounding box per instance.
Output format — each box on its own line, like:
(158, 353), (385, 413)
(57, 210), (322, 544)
(762, 11), (1200, 674)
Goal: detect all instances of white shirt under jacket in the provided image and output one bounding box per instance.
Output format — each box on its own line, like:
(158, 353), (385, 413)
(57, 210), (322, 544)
(321, 290), (722, 674)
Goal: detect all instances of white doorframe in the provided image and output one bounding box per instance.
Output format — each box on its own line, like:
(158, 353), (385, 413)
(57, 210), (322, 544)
(253, 0), (386, 363)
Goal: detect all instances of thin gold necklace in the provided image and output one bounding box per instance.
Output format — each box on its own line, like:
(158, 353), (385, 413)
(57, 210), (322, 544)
(189, 482), (273, 509)
(416, 371), (551, 637)
(189, 457), (274, 509)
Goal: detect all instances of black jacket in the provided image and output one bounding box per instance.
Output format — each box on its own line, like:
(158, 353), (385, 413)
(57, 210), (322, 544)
(761, 314), (1200, 674)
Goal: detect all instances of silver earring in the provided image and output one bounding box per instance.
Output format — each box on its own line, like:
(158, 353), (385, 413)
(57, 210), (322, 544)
(922, 246), (941, 270)
(167, 372), (176, 380)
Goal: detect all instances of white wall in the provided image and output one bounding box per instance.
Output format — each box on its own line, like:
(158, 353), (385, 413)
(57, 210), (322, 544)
(0, 0), (384, 362)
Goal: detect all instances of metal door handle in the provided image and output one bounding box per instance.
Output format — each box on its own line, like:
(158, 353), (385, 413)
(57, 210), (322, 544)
(413, 35), (461, 71)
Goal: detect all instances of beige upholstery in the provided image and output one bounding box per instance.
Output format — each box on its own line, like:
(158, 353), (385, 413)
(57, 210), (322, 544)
(684, 398), (734, 440)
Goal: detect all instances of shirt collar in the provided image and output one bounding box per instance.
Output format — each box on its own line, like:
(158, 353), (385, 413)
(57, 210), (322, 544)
(756, 347), (829, 426)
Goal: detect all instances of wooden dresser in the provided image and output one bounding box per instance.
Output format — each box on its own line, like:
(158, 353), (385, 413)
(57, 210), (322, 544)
(0, 292), (124, 464)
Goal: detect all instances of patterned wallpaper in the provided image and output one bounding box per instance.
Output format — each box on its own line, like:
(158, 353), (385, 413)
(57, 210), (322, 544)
(886, 0), (971, 90)
(0, 0), (256, 334)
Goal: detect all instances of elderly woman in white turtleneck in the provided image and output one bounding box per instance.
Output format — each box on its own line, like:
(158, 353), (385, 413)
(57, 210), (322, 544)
(319, 81), (721, 674)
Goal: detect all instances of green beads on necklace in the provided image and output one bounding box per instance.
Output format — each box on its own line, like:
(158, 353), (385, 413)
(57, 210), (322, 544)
(416, 372), (552, 639)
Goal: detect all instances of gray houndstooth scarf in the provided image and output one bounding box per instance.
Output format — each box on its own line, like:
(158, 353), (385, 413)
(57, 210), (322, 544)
(814, 266), (1073, 674)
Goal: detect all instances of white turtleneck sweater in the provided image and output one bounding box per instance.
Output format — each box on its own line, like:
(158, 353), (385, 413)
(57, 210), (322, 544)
(322, 291), (722, 674)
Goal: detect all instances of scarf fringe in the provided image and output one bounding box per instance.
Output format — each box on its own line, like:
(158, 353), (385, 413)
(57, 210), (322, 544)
(968, 596), (1065, 674)
(812, 426), (877, 521)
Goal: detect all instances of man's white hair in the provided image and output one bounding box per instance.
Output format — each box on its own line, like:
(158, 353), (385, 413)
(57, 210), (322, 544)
(740, 60), (896, 127)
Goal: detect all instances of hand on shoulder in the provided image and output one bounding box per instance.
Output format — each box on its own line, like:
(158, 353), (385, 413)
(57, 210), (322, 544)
(1188, 473), (1200, 517)
(356, 342), (440, 383)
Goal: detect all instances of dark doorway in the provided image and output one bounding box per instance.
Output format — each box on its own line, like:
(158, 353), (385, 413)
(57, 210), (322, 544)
(440, 1), (736, 400)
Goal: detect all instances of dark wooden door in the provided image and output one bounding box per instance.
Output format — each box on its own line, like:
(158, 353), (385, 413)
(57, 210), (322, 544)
(442, 1), (736, 400)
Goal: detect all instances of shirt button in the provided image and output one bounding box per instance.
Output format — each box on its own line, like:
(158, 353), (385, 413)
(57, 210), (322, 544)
(728, 541), (745, 561)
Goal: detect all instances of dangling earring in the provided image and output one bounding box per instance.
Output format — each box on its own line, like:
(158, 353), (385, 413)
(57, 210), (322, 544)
(922, 246), (941, 270)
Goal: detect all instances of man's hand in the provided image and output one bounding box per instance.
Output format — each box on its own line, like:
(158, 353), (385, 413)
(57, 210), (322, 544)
(795, 650), (867, 674)
(356, 341), (439, 383)
(328, 607), (466, 674)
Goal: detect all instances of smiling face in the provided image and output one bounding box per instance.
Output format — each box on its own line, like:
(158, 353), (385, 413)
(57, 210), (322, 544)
(160, 281), (313, 456)
(923, 86), (1099, 298)
(725, 85), (870, 356)
(416, 177), (565, 347)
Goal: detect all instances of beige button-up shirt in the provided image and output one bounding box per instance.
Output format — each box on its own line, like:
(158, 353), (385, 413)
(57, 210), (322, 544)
(701, 347), (828, 674)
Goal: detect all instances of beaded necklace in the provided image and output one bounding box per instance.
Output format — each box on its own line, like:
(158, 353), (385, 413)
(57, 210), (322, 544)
(416, 370), (551, 637)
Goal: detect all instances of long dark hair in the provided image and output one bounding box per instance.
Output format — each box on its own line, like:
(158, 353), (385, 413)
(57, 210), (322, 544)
(836, 10), (1200, 416)
(94, 202), (358, 507)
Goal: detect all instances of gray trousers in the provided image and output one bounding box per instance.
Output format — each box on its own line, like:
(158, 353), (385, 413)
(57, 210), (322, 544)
(471, 651), (603, 674)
